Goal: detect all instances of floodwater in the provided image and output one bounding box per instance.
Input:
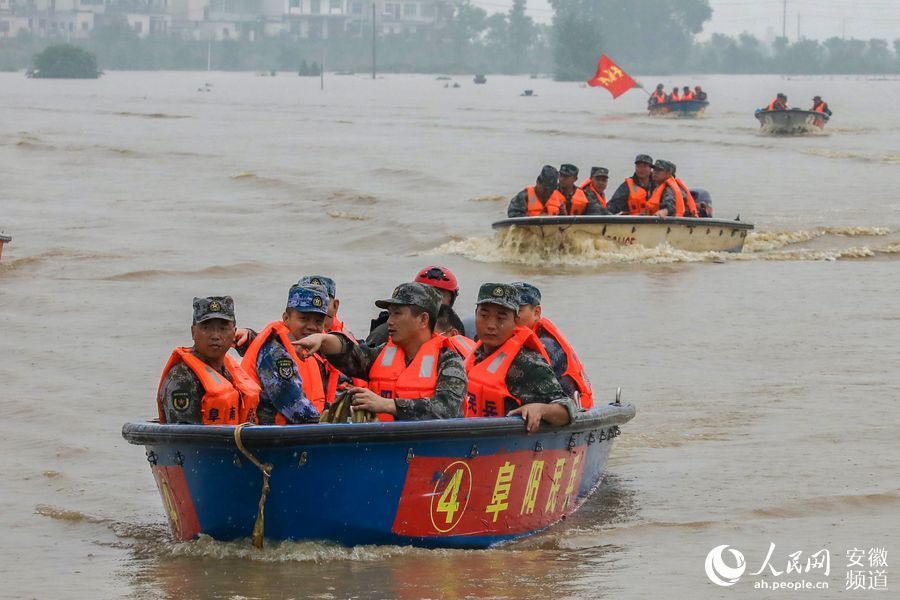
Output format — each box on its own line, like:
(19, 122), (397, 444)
(1, 72), (899, 599)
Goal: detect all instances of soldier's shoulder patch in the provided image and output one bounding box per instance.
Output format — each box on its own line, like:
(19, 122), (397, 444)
(276, 358), (295, 380)
(171, 390), (190, 411)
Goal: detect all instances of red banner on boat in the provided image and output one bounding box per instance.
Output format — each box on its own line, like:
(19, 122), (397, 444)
(392, 446), (587, 537)
(587, 55), (636, 98)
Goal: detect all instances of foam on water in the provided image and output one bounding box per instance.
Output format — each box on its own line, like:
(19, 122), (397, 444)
(432, 226), (899, 267)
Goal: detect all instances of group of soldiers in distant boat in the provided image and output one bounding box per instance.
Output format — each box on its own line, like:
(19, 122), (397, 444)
(507, 154), (713, 219)
(648, 84), (708, 107)
(763, 93), (833, 116)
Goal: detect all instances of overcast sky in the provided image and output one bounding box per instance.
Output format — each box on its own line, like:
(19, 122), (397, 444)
(470, 0), (900, 42)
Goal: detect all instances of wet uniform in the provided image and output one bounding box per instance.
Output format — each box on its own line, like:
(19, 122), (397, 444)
(326, 332), (467, 420)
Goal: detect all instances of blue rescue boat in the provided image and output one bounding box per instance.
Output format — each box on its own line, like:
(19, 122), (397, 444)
(122, 400), (635, 548)
(649, 99), (709, 117)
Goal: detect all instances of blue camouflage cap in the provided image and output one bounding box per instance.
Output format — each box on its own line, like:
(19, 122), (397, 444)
(298, 275), (336, 299)
(193, 296), (235, 324)
(476, 283), (520, 312)
(511, 282), (542, 306)
(286, 284), (329, 315)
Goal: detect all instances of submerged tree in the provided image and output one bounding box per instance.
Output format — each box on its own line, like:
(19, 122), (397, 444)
(33, 44), (99, 78)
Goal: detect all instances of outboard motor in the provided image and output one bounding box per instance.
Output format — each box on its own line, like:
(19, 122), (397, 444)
(691, 188), (713, 218)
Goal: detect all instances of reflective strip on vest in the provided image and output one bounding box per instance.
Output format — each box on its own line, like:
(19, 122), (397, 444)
(487, 352), (507, 374)
(419, 355), (435, 379)
(380, 345), (397, 367)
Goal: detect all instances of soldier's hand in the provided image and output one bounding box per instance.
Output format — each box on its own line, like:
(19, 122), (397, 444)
(348, 387), (396, 415)
(293, 333), (326, 359)
(233, 328), (250, 348)
(508, 404), (546, 434)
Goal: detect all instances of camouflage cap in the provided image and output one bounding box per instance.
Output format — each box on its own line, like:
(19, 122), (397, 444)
(634, 154), (653, 165)
(590, 166), (609, 178)
(193, 296), (235, 324)
(559, 163), (579, 177)
(652, 159), (676, 173)
(374, 282), (442, 321)
(297, 275), (336, 298)
(537, 164), (559, 189)
(476, 283), (520, 312)
(511, 282), (542, 306)
(286, 284), (329, 315)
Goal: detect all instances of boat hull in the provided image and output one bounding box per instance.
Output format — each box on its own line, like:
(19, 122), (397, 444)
(123, 402), (635, 548)
(649, 99), (709, 117)
(0, 235), (10, 262)
(755, 109), (829, 134)
(491, 216), (753, 253)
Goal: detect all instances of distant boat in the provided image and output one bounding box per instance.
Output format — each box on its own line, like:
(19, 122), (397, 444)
(0, 234), (11, 261)
(474, 74), (487, 84)
(649, 99), (709, 117)
(755, 108), (830, 135)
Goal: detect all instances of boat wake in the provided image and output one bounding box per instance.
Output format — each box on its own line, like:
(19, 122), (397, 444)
(431, 226), (900, 266)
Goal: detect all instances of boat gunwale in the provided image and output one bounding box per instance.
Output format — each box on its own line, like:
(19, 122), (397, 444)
(0, 235), (11, 243)
(491, 215), (754, 231)
(649, 99), (710, 112)
(122, 402), (636, 448)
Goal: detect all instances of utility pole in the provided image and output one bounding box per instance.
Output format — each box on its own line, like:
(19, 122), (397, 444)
(372, 2), (377, 79)
(782, 0), (787, 40)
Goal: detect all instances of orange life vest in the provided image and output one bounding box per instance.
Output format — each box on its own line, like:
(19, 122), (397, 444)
(368, 334), (450, 422)
(533, 318), (594, 410)
(158, 348), (260, 425)
(812, 101), (827, 113)
(651, 90), (667, 103)
(669, 91), (680, 101)
(446, 334), (476, 359)
(525, 186), (551, 216)
(644, 177), (685, 217)
(553, 187), (589, 215)
(625, 177), (650, 215)
(580, 180), (607, 208)
(681, 90), (695, 101)
(767, 99), (785, 111)
(463, 326), (550, 418)
(241, 321), (328, 422)
(673, 178), (698, 218)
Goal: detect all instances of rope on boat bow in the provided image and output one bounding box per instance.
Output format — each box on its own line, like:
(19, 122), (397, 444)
(233, 423), (273, 549)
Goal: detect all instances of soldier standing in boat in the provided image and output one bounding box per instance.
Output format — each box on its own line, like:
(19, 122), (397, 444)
(295, 282), (467, 421)
(157, 296), (259, 425)
(464, 283), (576, 433)
(506, 165), (559, 217)
(580, 166), (611, 213)
(512, 282), (594, 410)
(606, 154), (655, 215)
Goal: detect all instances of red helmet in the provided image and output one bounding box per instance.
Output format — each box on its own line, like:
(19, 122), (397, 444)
(415, 265), (459, 293)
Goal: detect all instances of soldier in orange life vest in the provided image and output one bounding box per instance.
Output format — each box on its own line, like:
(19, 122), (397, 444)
(644, 159), (685, 217)
(435, 304), (475, 359)
(506, 165), (559, 218)
(810, 95), (832, 116)
(668, 87), (680, 102)
(694, 86), (707, 101)
(465, 283), (576, 433)
(157, 296), (259, 425)
(553, 163), (593, 216)
(648, 83), (667, 107)
(767, 93), (788, 111)
(681, 86), (695, 101)
(294, 282), (467, 421)
(240, 284), (333, 424)
(512, 282), (594, 410)
(606, 154), (656, 215)
(580, 166), (611, 214)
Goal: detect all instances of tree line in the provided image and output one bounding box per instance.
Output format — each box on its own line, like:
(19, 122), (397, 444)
(2, 0), (899, 76)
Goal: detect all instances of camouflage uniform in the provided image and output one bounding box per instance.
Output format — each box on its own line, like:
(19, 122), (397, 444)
(250, 285), (330, 424)
(157, 296), (236, 425)
(325, 283), (467, 420)
(607, 154), (656, 215)
(469, 283), (578, 421)
(651, 159), (678, 216)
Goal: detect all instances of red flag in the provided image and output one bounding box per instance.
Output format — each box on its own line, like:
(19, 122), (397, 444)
(587, 55), (637, 99)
